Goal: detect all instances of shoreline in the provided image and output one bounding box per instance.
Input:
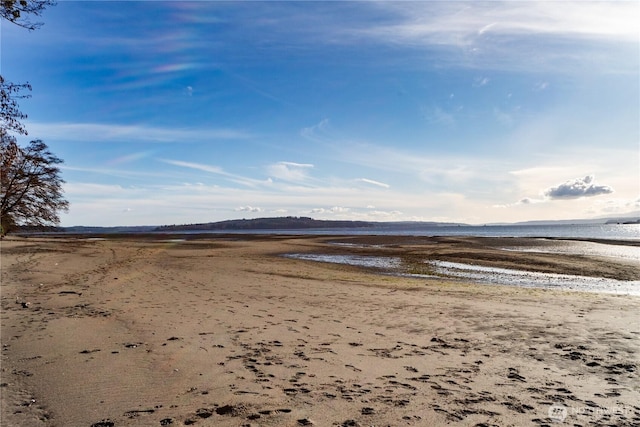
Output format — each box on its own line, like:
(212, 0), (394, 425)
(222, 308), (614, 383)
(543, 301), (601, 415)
(10, 233), (640, 279)
(1, 235), (639, 426)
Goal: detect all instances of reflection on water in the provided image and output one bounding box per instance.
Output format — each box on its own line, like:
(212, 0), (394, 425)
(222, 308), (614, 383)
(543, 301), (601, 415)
(429, 261), (640, 296)
(285, 253), (401, 269)
(171, 223), (640, 239)
(284, 253), (640, 296)
(503, 240), (640, 261)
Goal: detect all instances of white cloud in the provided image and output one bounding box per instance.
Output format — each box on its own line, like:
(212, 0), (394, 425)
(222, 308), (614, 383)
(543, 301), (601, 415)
(544, 175), (614, 200)
(365, 210), (403, 219)
(331, 206), (350, 213)
(473, 77), (490, 87)
(478, 22), (497, 36)
(280, 161), (314, 168)
(235, 206), (263, 213)
(160, 159), (224, 175)
(357, 178), (390, 189)
(310, 206), (351, 215)
(267, 161), (314, 183)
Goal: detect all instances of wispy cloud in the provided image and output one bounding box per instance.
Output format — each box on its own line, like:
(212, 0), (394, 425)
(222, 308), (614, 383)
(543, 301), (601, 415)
(534, 81), (549, 91)
(64, 182), (135, 197)
(300, 119), (332, 142)
(159, 159), (270, 188)
(493, 108), (514, 127)
(357, 178), (390, 189)
(266, 161), (315, 184)
(27, 122), (253, 143)
(361, 2), (638, 44)
(473, 77), (490, 87)
(333, 141), (504, 192)
(352, 1), (638, 72)
(60, 165), (169, 180)
(159, 159), (224, 175)
(422, 106), (455, 127)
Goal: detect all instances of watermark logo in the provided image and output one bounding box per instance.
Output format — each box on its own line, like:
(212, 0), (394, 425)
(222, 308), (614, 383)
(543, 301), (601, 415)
(547, 403), (633, 423)
(548, 404), (568, 423)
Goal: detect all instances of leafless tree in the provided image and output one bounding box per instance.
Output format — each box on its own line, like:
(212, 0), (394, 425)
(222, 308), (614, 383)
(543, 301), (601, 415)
(1, 2), (68, 234)
(1, 0), (55, 30)
(1, 138), (68, 234)
(0, 76), (31, 136)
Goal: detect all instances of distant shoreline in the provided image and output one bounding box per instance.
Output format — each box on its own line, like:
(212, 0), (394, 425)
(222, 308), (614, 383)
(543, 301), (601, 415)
(7, 234), (639, 280)
(15, 222), (640, 242)
(11, 213), (640, 235)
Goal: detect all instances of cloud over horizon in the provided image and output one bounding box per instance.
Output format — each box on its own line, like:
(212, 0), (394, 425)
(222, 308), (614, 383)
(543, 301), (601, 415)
(544, 175), (614, 200)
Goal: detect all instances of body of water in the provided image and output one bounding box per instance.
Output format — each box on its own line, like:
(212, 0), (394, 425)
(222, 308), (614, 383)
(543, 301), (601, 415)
(285, 252), (640, 296)
(283, 224), (639, 295)
(187, 223), (639, 240)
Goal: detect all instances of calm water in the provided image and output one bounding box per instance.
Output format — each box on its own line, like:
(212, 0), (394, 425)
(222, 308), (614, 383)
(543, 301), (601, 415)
(285, 252), (640, 296)
(429, 261), (640, 296)
(199, 223), (639, 240)
(222, 224), (640, 296)
(284, 225), (639, 295)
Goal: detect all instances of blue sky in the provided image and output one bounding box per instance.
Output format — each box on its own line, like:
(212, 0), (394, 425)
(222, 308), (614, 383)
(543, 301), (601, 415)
(2, 1), (638, 226)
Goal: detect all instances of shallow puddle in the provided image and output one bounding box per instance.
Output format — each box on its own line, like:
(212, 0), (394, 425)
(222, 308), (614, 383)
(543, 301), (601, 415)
(285, 253), (640, 295)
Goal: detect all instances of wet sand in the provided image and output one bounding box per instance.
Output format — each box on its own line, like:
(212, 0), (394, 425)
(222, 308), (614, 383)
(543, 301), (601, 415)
(1, 235), (639, 426)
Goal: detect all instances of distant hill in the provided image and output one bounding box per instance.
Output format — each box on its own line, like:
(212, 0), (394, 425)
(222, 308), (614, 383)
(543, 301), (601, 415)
(489, 212), (640, 227)
(63, 225), (158, 233)
(11, 217), (466, 234)
(15, 212), (638, 234)
(154, 217), (474, 232)
(155, 216), (374, 231)
(605, 218), (640, 225)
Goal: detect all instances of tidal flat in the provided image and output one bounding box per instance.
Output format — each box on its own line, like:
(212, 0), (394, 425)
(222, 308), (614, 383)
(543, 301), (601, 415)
(1, 234), (639, 426)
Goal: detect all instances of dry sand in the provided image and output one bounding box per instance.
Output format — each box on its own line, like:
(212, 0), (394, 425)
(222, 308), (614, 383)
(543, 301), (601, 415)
(1, 235), (639, 427)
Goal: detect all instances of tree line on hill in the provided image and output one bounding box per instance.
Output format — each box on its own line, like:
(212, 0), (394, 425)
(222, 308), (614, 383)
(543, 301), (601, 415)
(155, 217), (373, 231)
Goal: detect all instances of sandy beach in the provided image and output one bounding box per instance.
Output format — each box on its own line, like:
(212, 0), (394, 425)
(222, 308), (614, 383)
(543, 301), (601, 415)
(1, 235), (639, 427)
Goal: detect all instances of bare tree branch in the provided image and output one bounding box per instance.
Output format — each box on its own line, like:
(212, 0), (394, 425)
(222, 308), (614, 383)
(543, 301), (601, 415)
(1, 138), (69, 233)
(0, 75), (31, 136)
(1, 0), (55, 30)
(1, 0), (66, 235)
